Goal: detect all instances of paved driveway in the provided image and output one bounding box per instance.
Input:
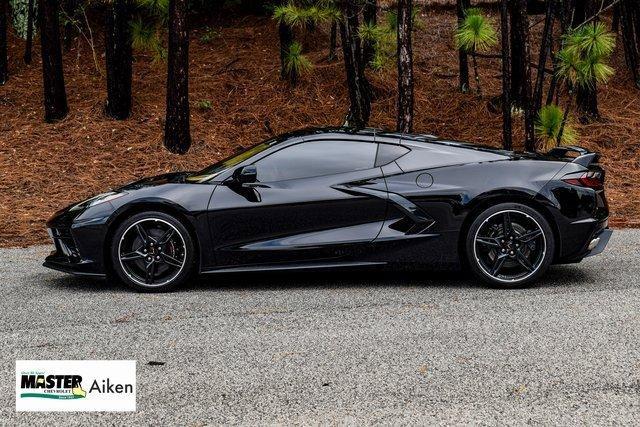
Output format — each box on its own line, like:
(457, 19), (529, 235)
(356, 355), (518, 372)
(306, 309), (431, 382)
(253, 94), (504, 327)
(1, 231), (639, 425)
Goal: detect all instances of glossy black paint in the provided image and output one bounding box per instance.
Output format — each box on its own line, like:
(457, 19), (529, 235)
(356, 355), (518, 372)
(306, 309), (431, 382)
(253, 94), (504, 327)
(44, 127), (611, 278)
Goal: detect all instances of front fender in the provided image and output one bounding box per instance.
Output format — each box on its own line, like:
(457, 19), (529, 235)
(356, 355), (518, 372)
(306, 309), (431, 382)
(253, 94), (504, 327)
(105, 184), (216, 271)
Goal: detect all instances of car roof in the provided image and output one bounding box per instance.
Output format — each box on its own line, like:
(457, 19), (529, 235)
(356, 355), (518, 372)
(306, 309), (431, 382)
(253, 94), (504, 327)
(290, 127), (513, 155)
(276, 127), (438, 144)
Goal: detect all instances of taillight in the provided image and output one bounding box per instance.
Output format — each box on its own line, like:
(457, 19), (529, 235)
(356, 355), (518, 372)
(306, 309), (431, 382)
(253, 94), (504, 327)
(562, 170), (604, 190)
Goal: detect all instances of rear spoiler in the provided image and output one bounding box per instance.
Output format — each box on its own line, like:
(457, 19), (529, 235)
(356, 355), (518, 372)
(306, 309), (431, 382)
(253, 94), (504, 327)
(547, 146), (600, 167)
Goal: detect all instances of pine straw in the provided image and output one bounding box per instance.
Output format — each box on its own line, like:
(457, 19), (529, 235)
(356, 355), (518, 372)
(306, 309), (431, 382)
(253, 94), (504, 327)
(0, 10), (638, 248)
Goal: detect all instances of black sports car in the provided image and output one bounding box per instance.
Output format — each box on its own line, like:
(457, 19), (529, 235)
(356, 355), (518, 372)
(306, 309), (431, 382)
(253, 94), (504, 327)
(45, 127), (612, 291)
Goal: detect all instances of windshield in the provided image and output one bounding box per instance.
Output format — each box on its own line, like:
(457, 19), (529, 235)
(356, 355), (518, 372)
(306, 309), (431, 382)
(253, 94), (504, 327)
(186, 141), (273, 183)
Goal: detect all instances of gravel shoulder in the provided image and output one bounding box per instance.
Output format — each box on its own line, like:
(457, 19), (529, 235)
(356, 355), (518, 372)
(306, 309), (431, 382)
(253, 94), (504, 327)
(1, 231), (639, 425)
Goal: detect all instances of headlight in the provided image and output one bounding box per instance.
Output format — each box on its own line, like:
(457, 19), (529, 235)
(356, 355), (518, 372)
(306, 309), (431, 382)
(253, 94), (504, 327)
(69, 192), (126, 212)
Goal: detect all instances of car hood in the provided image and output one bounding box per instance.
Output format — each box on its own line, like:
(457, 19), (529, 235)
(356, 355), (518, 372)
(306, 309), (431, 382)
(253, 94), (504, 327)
(116, 172), (194, 191)
(48, 172), (194, 226)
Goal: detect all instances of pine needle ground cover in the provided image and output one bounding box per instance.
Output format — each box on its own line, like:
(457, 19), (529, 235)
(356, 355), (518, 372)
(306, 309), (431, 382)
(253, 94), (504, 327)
(1, 11), (639, 247)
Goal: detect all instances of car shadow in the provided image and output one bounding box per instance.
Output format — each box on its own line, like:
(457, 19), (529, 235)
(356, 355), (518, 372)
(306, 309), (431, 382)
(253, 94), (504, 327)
(190, 268), (476, 291)
(42, 268), (473, 293)
(40, 264), (599, 294)
(42, 274), (117, 293)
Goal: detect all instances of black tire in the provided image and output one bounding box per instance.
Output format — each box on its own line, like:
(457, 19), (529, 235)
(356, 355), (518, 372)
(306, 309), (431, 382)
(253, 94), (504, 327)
(110, 211), (196, 292)
(465, 203), (555, 288)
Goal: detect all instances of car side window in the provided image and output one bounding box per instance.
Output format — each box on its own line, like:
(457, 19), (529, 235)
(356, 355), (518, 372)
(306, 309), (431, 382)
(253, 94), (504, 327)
(255, 140), (378, 182)
(375, 143), (410, 167)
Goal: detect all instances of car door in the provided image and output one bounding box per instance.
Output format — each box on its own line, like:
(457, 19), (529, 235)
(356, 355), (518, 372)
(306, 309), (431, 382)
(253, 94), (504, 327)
(207, 139), (388, 267)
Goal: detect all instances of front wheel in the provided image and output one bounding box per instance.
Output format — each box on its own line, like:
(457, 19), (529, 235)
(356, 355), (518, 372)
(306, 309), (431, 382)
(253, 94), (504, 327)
(110, 211), (196, 292)
(465, 203), (555, 288)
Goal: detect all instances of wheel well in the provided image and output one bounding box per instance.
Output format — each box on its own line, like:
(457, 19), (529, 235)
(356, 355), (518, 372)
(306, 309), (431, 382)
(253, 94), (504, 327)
(457, 194), (561, 265)
(103, 203), (201, 277)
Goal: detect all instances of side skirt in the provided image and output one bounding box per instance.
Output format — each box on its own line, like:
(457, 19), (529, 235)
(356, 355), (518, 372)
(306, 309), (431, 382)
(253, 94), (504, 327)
(200, 261), (386, 274)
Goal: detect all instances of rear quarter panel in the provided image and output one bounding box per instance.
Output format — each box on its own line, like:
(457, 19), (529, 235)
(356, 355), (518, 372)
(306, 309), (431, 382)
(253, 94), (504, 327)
(536, 162), (609, 261)
(378, 158), (566, 267)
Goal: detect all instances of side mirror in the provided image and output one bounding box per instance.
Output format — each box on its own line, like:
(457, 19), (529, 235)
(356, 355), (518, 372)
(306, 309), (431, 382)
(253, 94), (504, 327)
(232, 165), (257, 184)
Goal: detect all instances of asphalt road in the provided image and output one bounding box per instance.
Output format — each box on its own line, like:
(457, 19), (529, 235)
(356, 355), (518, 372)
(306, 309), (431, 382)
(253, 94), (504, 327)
(1, 231), (639, 425)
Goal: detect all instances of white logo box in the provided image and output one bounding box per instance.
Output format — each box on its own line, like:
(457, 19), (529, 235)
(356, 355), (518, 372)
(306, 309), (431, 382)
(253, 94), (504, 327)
(16, 360), (136, 412)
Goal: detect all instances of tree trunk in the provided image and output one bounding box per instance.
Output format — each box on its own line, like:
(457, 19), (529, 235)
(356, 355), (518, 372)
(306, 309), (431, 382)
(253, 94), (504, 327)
(38, 0), (68, 122)
(396, 0), (413, 133)
(509, 0), (525, 108)
(546, 0), (575, 104)
(471, 51), (481, 95)
(339, 0), (371, 128)
(279, 21), (293, 79)
(574, 0), (599, 122)
(362, 0), (377, 67)
(512, 0), (535, 151)
(500, 0), (512, 150)
(62, 0), (78, 51)
(545, 60), (558, 105)
(532, 0), (555, 114)
(328, 21), (337, 61)
(611, 3), (620, 33)
(306, 21), (315, 35)
(0, 0), (7, 85)
(105, 0), (133, 120)
(25, 0), (35, 64)
(575, 85), (599, 122)
(557, 88), (573, 145)
(457, 0), (470, 93)
(164, 0), (191, 154)
(632, 1), (640, 56)
(627, 0), (640, 53)
(559, 0), (575, 31)
(620, 0), (640, 88)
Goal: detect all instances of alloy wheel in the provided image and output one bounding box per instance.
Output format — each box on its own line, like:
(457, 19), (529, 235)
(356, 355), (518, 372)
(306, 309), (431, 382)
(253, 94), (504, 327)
(117, 218), (187, 287)
(473, 209), (546, 283)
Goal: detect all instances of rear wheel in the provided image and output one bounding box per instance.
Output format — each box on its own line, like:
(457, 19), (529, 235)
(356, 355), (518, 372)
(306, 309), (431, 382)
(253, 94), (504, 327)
(111, 211), (195, 292)
(466, 203), (555, 288)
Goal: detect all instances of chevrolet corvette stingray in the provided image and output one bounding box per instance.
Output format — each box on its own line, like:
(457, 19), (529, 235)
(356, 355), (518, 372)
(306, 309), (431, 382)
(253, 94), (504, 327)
(45, 127), (611, 291)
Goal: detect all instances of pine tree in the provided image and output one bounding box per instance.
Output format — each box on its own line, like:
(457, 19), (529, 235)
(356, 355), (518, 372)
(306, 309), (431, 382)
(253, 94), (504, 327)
(511, 0), (535, 151)
(164, 0), (191, 154)
(554, 22), (615, 142)
(284, 41), (312, 86)
(532, 0), (556, 114)
(454, 8), (498, 96)
(362, 0), (377, 67)
(0, 0), (7, 84)
(274, 3), (294, 79)
(574, 0), (600, 122)
(535, 103), (578, 150)
(456, 0), (470, 93)
(105, 0), (133, 120)
(396, 0), (413, 132)
(39, 0), (69, 122)
(339, 0), (370, 128)
(499, 0), (512, 150)
(24, 0), (35, 64)
(618, 0), (639, 88)
(62, 0), (79, 50)
(328, 20), (337, 60)
(509, 0), (530, 110)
